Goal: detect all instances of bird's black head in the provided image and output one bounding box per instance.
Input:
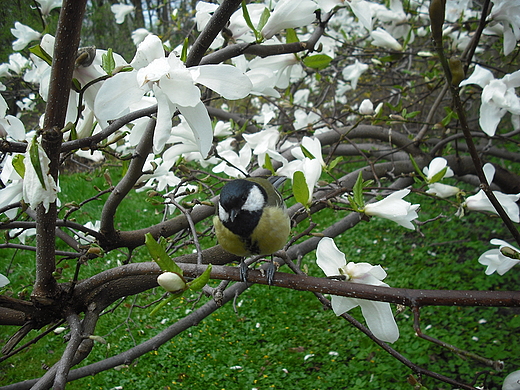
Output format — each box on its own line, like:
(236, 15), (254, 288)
(218, 179), (267, 237)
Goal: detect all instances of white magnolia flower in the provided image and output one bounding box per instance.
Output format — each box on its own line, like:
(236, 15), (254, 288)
(370, 27), (403, 51)
(316, 237), (399, 343)
(95, 34), (252, 156)
(213, 142), (252, 178)
(1, 88), (26, 140)
(423, 157), (454, 183)
(75, 220), (101, 245)
(11, 22), (41, 51)
(293, 109), (321, 131)
(7, 53), (30, 75)
(463, 163), (520, 222)
(298, 158), (322, 205)
(422, 157), (460, 198)
(488, 0), (520, 56)
(503, 370), (520, 390)
(245, 68), (281, 97)
(248, 53), (303, 89)
(0, 273), (10, 288)
(22, 138), (59, 213)
(0, 154), (24, 218)
(426, 182), (461, 198)
(460, 65), (520, 136)
(261, 0), (318, 39)
(342, 60), (369, 90)
(243, 127), (287, 167)
(363, 189), (419, 229)
(317, 0), (372, 31)
(291, 136), (326, 168)
(253, 103), (277, 125)
(478, 239), (520, 275)
(111, 3), (135, 24)
(35, 34), (127, 125)
(36, 0), (62, 16)
(131, 28), (151, 46)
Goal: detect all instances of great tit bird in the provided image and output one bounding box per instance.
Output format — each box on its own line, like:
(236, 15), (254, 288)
(213, 177), (291, 281)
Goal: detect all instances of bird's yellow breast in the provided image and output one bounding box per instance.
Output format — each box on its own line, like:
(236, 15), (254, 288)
(214, 206), (290, 257)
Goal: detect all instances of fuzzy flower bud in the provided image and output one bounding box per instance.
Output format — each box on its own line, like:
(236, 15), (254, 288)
(157, 272), (186, 292)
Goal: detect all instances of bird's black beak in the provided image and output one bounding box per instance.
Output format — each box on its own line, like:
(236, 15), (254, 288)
(229, 208), (238, 222)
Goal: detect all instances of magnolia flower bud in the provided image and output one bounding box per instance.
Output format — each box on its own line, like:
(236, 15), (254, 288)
(54, 327), (67, 334)
(157, 272), (186, 292)
(359, 99), (374, 115)
(449, 57), (464, 86)
(429, 0), (446, 45)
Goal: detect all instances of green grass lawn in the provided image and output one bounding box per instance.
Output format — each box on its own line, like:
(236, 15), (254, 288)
(1, 168), (519, 390)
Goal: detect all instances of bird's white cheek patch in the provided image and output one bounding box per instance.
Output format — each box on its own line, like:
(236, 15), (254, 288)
(219, 206), (230, 222)
(242, 185), (265, 212)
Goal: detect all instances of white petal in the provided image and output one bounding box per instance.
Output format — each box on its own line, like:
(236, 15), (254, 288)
(94, 72), (147, 121)
(331, 295), (359, 315)
(190, 64), (252, 100)
(350, 0), (373, 31)
(177, 101), (213, 158)
(153, 86), (174, 154)
(359, 300), (399, 343)
(460, 65), (494, 89)
(261, 0), (317, 39)
(131, 35), (165, 69)
(426, 183), (460, 198)
(316, 237), (346, 276)
(0, 273), (9, 288)
(160, 70), (201, 107)
(479, 101), (504, 136)
(0, 115), (26, 141)
(503, 370), (520, 390)
(482, 163), (495, 184)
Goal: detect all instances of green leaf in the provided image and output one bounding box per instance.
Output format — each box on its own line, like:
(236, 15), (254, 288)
(328, 156), (343, 171)
(405, 110), (421, 119)
(180, 38), (189, 63)
(188, 264), (212, 291)
(409, 155), (427, 181)
(352, 171), (365, 209)
(300, 144), (315, 159)
(101, 48), (115, 76)
(242, 1), (259, 39)
(263, 153), (275, 174)
(145, 233), (183, 275)
(66, 122), (78, 140)
(29, 137), (47, 190)
(285, 28), (299, 43)
(303, 54), (332, 70)
(150, 294), (180, 316)
(71, 78), (82, 93)
(29, 44), (52, 66)
(292, 171), (310, 206)
(430, 167), (447, 184)
(12, 154), (25, 178)
(257, 7), (271, 33)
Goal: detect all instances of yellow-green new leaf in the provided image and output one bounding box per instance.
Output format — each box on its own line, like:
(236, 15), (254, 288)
(293, 171), (310, 206)
(145, 233), (183, 275)
(303, 54), (332, 70)
(29, 137), (47, 190)
(12, 154), (25, 178)
(188, 264), (212, 291)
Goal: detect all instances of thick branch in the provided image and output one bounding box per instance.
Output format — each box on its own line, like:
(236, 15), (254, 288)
(99, 118), (155, 240)
(186, 0), (243, 67)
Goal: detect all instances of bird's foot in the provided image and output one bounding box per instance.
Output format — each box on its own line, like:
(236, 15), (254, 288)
(262, 258), (279, 286)
(239, 260), (249, 283)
